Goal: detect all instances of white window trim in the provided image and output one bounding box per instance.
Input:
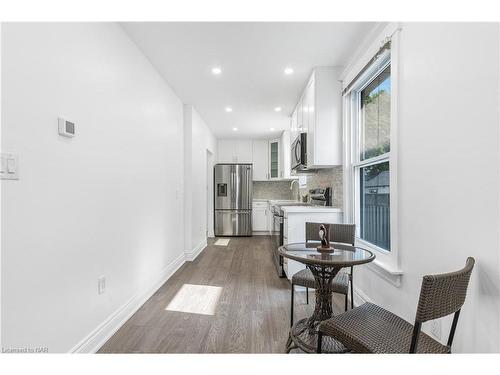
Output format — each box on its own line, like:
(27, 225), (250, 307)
(343, 27), (402, 276)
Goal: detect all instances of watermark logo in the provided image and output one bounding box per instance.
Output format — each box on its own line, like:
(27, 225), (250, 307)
(2, 347), (49, 353)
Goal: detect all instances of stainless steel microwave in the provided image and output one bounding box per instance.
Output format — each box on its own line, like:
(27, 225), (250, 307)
(291, 133), (307, 171)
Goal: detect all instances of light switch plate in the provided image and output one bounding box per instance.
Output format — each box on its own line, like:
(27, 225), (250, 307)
(0, 153), (19, 180)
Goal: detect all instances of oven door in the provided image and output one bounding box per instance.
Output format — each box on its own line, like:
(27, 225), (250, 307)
(272, 213), (286, 277)
(272, 213), (282, 248)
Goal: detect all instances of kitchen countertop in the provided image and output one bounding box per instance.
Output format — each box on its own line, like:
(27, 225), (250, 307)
(253, 199), (299, 203)
(253, 199), (342, 213)
(281, 206), (343, 213)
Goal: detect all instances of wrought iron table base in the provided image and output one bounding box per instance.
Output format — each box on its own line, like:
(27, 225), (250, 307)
(285, 264), (348, 353)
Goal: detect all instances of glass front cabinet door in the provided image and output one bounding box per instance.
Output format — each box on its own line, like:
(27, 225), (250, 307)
(269, 139), (280, 179)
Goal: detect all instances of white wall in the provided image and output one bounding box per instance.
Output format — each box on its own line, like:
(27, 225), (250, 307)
(1, 23), (185, 352)
(350, 23), (500, 353)
(183, 105), (217, 259)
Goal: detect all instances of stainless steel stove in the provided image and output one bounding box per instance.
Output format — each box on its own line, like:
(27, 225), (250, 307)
(271, 202), (311, 277)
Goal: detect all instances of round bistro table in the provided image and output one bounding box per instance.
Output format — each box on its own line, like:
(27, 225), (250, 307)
(279, 242), (375, 353)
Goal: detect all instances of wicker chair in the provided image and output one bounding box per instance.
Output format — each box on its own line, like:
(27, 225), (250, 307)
(290, 223), (356, 327)
(317, 257), (475, 353)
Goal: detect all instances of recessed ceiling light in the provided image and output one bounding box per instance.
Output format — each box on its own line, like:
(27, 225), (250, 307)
(225, 107), (233, 112)
(232, 127), (238, 131)
(274, 107), (282, 112)
(284, 67), (294, 75)
(212, 67), (222, 75)
(270, 128), (275, 131)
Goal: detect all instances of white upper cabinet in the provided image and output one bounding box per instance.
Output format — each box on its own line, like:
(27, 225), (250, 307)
(302, 83), (312, 133)
(217, 139), (253, 163)
(297, 97), (304, 134)
(280, 130), (292, 179)
(290, 108), (298, 142)
(268, 139), (280, 179)
(218, 140), (235, 163)
(218, 136), (296, 181)
(293, 68), (342, 168)
(252, 140), (269, 180)
(235, 140), (253, 163)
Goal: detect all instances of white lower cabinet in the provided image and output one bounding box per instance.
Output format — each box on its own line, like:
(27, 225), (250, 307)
(282, 209), (343, 281)
(252, 201), (268, 232)
(267, 201), (273, 234)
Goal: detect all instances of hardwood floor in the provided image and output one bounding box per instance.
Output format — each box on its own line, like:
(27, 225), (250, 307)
(98, 236), (344, 353)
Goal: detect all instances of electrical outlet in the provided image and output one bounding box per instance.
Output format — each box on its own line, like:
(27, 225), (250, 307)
(98, 276), (106, 295)
(430, 320), (441, 340)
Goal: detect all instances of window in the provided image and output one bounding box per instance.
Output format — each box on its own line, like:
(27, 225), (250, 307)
(360, 161), (390, 250)
(343, 27), (401, 276)
(349, 58), (392, 253)
(360, 66), (391, 161)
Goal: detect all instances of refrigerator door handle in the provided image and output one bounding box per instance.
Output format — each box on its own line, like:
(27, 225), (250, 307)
(229, 171), (233, 208)
(231, 170), (236, 208)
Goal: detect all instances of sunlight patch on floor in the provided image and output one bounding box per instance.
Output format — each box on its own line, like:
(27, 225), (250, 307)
(214, 238), (230, 246)
(165, 284), (223, 315)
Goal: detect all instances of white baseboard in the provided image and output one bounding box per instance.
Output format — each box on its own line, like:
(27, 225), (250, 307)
(69, 253), (185, 353)
(185, 239), (207, 262)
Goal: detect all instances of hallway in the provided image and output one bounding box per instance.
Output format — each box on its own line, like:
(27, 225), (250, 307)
(98, 236), (345, 353)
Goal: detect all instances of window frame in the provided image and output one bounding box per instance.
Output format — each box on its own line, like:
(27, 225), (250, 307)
(343, 36), (401, 273)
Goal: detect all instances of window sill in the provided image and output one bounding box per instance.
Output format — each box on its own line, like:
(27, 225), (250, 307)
(365, 259), (403, 287)
(355, 238), (403, 287)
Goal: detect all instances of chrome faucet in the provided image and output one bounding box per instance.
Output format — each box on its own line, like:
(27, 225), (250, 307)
(290, 180), (300, 202)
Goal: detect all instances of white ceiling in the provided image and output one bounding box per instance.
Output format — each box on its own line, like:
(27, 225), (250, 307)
(121, 22), (377, 138)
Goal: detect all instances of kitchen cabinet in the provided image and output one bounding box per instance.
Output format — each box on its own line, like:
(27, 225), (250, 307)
(290, 68), (342, 169)
(303, 78), (313, 134)
(217, 140), (234, 163)
(235, 140), (253, 163)
(280, 130), (291, 179)
(217, 139), (253, 163)
(307, 68), (342, 167)
(297, 97), (304, 133)
(269, 139), (280, 179)
(252, 201), (268, 232)
(252, 140), (269, 180)
(218, 136), (295, 181)
(267, 201), (273, 235)
(290, 108), (298, 142)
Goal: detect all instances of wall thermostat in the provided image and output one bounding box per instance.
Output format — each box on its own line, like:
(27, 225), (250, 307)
(58, 117), (75, 137)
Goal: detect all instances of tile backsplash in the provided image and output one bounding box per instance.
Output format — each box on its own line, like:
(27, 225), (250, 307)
(252, 167), (343, 208)
(298, 167), (343, 208)
(253, 180), (293, 200)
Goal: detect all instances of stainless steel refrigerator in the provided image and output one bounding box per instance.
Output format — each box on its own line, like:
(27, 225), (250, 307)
(214, 164), (253, 236)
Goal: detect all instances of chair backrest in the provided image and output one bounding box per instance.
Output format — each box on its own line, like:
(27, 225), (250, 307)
(410, 257), (475, 353)
(305, 222), (355, 246)
(415, 257), (475, 323)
